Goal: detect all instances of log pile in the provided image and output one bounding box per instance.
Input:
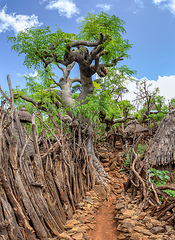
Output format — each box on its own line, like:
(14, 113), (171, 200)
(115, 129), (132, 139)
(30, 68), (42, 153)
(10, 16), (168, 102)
(0, 77), (95, 239)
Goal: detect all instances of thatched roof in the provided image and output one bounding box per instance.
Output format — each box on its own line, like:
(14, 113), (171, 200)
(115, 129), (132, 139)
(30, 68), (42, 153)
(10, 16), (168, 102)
(124, 120), (148, 136)
(126, 119), (139, 126)
(144, 110), (175, 168)
(18, 107), (32, 123)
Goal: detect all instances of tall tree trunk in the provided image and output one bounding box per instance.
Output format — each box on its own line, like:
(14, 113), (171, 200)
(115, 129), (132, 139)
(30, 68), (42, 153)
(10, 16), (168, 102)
(86, 125), (110, 185)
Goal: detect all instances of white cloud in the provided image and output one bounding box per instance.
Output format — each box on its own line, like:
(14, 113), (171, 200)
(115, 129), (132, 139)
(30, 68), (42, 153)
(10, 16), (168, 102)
(131, 0), (144, 14)
(96, 4), (112, 11)
(153, 0), (165, 3)
(169, 0), (175, 13)
(76, 16), (84, 23)
(0, 6), (42, 34)
(17, 71), (38, 78)
(153, 0), (175, 14)
(123, 75), (175, 104)
(45, 0), (79, 18)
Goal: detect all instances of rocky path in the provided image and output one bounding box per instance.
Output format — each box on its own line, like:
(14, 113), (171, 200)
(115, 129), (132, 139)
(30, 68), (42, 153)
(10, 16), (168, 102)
(58, 144), (175, 240)
(87, 147), (126, 240)
(87, 194), (118, 240)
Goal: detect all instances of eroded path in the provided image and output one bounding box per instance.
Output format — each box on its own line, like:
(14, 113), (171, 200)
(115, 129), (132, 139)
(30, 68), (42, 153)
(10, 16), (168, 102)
(87, 194), (118, 240)
(87, 146), (126, 240)
(58, 145), (127, 240)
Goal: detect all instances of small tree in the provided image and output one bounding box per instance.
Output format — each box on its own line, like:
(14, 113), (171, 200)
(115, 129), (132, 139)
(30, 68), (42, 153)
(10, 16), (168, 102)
(148, 95), (168, 124)
(134, 78), (159, 116)
(134, 78), (160, 133)
(8, 12), (134, 184)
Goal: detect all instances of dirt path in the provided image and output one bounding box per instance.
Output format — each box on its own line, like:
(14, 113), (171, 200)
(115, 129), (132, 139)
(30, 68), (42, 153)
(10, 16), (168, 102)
(87, 194), (118, 240)
(86, 146), (127, 240)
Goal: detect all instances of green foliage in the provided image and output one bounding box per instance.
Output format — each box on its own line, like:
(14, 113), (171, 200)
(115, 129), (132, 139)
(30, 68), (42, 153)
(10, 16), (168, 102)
(72, 72), (131, 123)
(134, 108), (147, 122)
(147, 95), (168, 124)
(118, 100), (134, 117)
(6, 11), (135, 135)
(8, 26), (75, 71)
(169, 98), (175, 108)
(148, 168), (175, 199)
(72, 92), (79, 100)
(123, 144), (147, 169)
(73, 86), (121, 123)
(137, 144), (147, 156)
(123, 151), (131, 168)
(148, 168), (170, 186)
(78, 12), (132, 64)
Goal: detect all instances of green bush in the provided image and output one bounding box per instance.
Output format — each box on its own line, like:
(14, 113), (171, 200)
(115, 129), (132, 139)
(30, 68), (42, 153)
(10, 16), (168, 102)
(123, 144), (147, 168)
(148, 168), (175, 199)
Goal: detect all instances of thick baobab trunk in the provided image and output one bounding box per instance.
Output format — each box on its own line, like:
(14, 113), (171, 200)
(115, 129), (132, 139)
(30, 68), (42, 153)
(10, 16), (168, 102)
(86, 125), (110, 185)
(77, 65), (94, 102)
(55, 64), (110, 185)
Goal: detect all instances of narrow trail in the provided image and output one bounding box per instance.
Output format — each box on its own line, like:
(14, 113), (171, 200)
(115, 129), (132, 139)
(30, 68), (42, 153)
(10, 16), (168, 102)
(87, 195), (118, 240)
(87, 147), (126, 240)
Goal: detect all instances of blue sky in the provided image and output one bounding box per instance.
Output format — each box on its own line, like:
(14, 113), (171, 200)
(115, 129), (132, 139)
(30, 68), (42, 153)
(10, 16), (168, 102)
(0, 0), (175, 100)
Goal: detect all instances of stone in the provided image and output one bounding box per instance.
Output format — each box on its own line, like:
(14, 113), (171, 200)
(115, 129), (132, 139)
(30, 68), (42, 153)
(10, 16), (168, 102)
(85, 192), (91, 196)
(117, 223), (128, 232)
(115, 214), (123, 220)
(150, 219), (161, 226)
(103, 162), (109, 167)
(143, 216), (152, 223)
(150, 226), (165, 234)
(105, 167), (111, 172)
(68, 226), (81, 233)
(128, 203), (133, 209)
(92, 185), (107, 201)
(130, 232), (143, 240)
(117, 233), (126, 239)
(170, 234), (175, 240)
(142, 237), (148, 240)
(87, 223), (95, 230)
(110, 161), (117, 171)
(165, 225), (173, 232)
(64, 220), (80, 230)
(148, 235), (163, 239)
(83, 234), (88, 239)
(121, 209), (136, 218)
(145, 222), (153, 230)
(134, 226), (152, 235)
(139, 212), (147, 220)
(131, 215), (139, 220)
(71, 232), (83, 240)
(122, 219), (137, 231)
(85, 196), (94, 205)
(115, 203), (125, 210)
(58, 232), (72, 239)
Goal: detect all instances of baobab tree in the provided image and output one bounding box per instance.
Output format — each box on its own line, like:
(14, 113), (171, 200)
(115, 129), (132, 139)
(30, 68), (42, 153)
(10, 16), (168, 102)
(8, 12), (133, 184)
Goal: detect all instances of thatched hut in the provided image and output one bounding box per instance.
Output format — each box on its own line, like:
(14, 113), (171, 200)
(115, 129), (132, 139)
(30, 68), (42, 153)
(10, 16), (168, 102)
(144, 110), (175, 169)
(124, 119), (148, 137)
(18, 106), (32, 123)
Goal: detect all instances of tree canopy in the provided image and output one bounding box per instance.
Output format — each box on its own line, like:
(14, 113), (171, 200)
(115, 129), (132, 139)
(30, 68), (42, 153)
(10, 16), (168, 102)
(7, 11), (134, 126)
